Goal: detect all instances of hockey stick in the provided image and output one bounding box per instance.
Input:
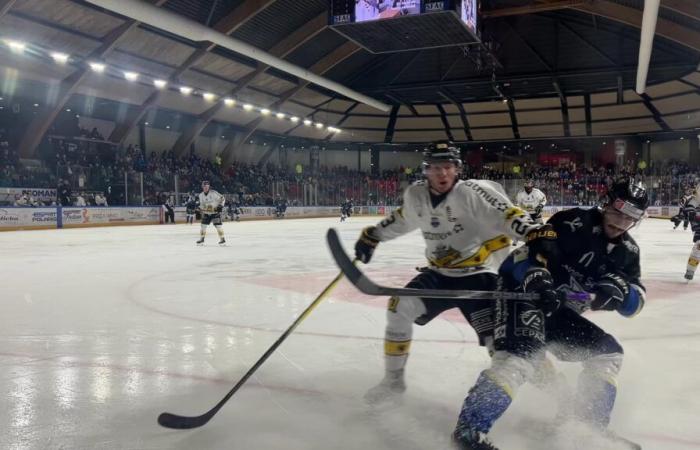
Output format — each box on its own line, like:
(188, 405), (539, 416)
(326, 228), (590, 302)
(157, 262), (352, 429)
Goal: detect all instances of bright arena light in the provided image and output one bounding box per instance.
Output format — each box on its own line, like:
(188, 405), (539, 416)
(315, 122), (324, 129)
(179, 86), (193, 95)
(243, 104), (253, 111)
(124, 71), (139, 82)
(290, 116), (299, 123)
(303, 119), (312, 126)
(153, 79), (167, 89)
(260, 108), (270, 115)
(50, 52), (69, 64)
(89, 62), (105, 73)
(276, 112), (285, 119)
(327, 126), (341, 133)
(202, 92), (216, 101)
(223, 98), (235, 106)
(6, 40), (26, 53)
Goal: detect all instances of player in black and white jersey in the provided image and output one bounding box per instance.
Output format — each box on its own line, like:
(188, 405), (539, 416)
(515, 180), (547, 224)
(340, 199), (353, 222)
(185, 193), (197, 225)
(196, 181), (226, 245)
(683, 186), (700, 280)
(453, 178), (648, 450)
(353, 141), (543, 405)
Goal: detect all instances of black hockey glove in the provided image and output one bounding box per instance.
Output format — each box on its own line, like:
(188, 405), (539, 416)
(534, 204), (543, 216)
(522, 267), (564, 316)
(591, 273), (629, 311)
(215, 205), (223, 213)
(525, 224), (560, 267)
(355, 226), (380, 264)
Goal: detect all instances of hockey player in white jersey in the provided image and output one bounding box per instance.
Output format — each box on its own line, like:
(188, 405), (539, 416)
(354, 141), (543, 404)
(684, 186), (700, 280)
(515, 180), (547, 224)
(196, 181), (226, 245)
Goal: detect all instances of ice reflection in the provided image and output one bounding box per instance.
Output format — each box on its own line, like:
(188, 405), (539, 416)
(54, 365), (79, 410)
(91, 357), (112, 403)
(10, 365), (37, 429)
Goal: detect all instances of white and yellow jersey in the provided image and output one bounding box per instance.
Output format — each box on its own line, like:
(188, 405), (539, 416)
(372, 179), (540, 277)
(515, 188), (547, 213)
(197, 190), (225, 214)
(687, 189), (700, 208)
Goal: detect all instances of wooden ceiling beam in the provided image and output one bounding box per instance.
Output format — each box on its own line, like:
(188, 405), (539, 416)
(573, 0), (700, 52)
(172, 12), (330, 157)
(482, 0), (585, 18)
(112, 0), (281, 146)
(0, 0), (18, 18)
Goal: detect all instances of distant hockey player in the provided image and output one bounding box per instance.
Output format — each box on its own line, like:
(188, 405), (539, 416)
(274, 196), (287, 219)
(196, 181), (226, 245)
(227, 201), (241, 222)
(516, 180), (547, 224)
(353, 141), (542, 405)
(684, 187), (700, 280)
(185, 193), (197, 225)
(340, 198), (353, 222)
(671, 187), (694, 230)
(162, 194), (175, 224)
(453, 178), (648, 450)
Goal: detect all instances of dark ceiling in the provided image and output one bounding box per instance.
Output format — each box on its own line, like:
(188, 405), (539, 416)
(0, 0), (698, 155)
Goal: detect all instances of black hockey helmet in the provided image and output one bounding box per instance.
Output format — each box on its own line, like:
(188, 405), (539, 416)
(422, 141), (462, 169)
(605, 177), (649, 220)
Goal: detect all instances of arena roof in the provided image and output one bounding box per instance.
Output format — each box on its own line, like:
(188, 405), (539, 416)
(0, 0), (698, 158)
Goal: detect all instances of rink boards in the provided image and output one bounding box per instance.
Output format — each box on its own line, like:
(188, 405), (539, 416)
(0, 204), (681, 231)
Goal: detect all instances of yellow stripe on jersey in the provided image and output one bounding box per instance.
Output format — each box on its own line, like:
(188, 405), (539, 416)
(429, 235), (512, 268)
(385, 340), (411, 356)
(689, 257), (699, 267)
(505, 206), (528, 220)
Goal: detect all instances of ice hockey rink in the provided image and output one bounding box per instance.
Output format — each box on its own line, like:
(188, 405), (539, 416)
(1, 216), (698, 450)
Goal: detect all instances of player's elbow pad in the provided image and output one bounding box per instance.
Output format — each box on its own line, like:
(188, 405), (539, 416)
(618, 284), (645, 318)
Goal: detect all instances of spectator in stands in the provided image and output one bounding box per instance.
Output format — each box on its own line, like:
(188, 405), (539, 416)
(14, 194), (29, 206)
(74, 192), (86, 207)
(94, 192), (108, 206)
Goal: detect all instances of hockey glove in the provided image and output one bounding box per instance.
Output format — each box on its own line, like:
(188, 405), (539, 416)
(534, 204), (543, 216)
(215, 205), (223, 213)
(522, 267), (564, 315)
(591, 273), (629, 311)
(525, 224), (560, 267)
(355, 226), (380, 264)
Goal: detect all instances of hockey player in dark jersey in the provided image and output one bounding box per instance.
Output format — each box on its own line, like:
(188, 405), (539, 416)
(671, 187), (694, 230)
(274, 196), (287, 219)
(452, 178), (648, 450)
(227, 201), (241, 222)
(340, 199), (353, 222)
(185, 193), (197, 225)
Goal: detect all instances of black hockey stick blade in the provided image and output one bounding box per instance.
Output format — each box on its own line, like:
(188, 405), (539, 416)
(326, 228), (590, 302)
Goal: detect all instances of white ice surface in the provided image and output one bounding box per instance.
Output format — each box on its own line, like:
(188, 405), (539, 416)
(0, 217), (698, 450)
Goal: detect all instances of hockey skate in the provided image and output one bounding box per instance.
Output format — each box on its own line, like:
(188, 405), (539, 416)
(685, 270), (694, 281)
(196, 237), (205, 245)
(452, 424), (499, 450)
(219, 238), (226, 246)
(363, 370), (406, 405)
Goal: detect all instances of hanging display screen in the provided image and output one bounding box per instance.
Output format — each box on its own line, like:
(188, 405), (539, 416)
(354, 0), (422, 23)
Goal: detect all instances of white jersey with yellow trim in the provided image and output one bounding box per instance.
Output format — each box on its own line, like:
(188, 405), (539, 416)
(372, 179), (541, 277)
(515, 188), (547, 213)
(687, 189), (700, 208)
(197, 190), (225, 214)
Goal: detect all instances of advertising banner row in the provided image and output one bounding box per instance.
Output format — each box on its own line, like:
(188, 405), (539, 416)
(0, 206), (162, 231)
(0, 204), (678, 231)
